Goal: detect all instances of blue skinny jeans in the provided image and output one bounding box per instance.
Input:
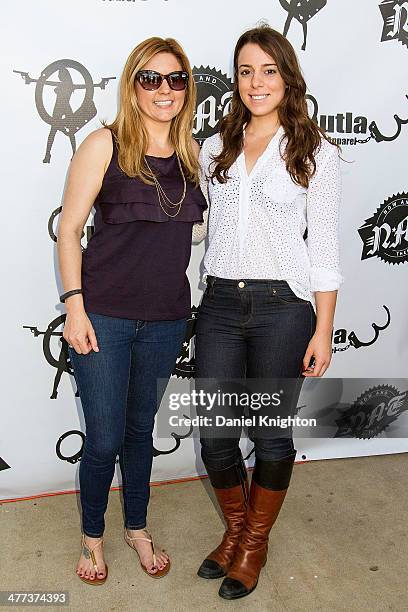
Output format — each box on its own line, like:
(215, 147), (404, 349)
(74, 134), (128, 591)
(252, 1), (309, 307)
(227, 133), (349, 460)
(68, 312), (186, 538)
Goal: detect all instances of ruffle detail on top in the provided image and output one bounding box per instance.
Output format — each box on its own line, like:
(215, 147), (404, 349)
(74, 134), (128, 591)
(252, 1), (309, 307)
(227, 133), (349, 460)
(98, 190), (206, 224)
(96, 172), (207, 224)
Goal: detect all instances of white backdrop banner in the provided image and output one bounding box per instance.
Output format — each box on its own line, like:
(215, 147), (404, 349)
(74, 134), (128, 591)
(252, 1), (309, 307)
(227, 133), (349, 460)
(1, 0), (408, 501)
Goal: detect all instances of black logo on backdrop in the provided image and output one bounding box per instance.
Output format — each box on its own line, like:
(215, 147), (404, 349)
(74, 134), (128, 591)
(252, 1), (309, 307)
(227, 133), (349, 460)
(14, 60), (115, 163)
(152, 423), (194, 457)
(56, 430), (119, 463)
(280, 0), (327, 50)
(335, 384), (408, 439)
(48, 206), (94, 249)
(56, 426), (193, 462)
(332, 305), (391, 353)
(379, 0), (408, 48)
(358, 193), (408, 264)
(56, 430), (85, 464)
(192, 67), (233, 145)
(173, 307), (198, 378)
(368, 100), (408, 143)
(307, 94), (370, 145)
(25, 304), (200, 398)
(23, 315), (77, 399)
(307, 93), (408, 145)
(0, 457), (11, 472)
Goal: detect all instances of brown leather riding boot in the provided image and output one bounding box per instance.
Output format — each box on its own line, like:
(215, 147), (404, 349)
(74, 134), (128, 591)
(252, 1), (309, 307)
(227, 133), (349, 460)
(197, 454), (249, 579)
(218, 452), (296, 599)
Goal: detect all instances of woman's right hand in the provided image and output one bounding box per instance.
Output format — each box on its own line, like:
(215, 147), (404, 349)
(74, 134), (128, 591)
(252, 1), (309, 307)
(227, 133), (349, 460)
(63, 309), (99, 355)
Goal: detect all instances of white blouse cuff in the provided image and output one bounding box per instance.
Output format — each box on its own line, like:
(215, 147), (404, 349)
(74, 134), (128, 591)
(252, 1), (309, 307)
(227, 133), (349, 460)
(310, 267), (344, 292)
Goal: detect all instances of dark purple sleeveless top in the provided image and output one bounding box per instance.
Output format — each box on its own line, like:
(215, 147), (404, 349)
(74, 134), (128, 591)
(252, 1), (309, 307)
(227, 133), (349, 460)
(81, 133), (207, 320)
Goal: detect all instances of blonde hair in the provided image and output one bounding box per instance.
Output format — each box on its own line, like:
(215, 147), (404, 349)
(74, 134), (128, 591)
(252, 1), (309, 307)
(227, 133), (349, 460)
(104, 37), (198, 186)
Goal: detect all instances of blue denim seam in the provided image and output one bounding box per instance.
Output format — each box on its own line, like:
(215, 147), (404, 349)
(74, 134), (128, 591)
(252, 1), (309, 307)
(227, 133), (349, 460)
(120, 325), (135, 529)
(240, 290), (253, 326)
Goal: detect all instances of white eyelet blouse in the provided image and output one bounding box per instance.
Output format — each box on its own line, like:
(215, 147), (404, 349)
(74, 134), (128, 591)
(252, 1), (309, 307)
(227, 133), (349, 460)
(193, 126), (344, 313)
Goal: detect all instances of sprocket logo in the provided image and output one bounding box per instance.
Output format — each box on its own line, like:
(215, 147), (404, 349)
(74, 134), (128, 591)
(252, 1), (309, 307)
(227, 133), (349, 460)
(379, 0), (408, 48)
(335, 384), (408, 439)
(358, 193), (408, 264)
(192, 66), (233, 145)
(14, 59), (115, 163)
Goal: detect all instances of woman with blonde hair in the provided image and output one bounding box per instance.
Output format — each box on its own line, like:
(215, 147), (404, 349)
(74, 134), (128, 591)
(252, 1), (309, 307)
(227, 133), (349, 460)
(58, 37), (206, 584)
(195, 24), (343, 599)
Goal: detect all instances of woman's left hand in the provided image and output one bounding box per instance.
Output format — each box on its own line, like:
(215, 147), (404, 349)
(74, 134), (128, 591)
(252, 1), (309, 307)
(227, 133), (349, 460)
(301, 330), (333, 377)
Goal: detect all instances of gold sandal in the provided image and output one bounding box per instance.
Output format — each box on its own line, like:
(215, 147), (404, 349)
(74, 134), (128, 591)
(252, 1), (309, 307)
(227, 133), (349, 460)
(124, 528), (170, 578)
(78, 534), (108, 586)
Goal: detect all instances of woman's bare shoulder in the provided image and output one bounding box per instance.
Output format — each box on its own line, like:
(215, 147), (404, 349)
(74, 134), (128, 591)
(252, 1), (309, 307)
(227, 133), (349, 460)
(82, 127), (112, 150)
(73, 127), (113, 170)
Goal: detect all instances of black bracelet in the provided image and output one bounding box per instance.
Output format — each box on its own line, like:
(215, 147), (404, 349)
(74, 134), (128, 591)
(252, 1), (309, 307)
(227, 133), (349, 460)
(60, 289), (83, 303)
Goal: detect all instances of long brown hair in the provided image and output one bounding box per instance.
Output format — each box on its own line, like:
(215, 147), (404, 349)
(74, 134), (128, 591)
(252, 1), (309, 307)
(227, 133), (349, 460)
(104, 37), (199, 186)
(212, 25), (339, 188)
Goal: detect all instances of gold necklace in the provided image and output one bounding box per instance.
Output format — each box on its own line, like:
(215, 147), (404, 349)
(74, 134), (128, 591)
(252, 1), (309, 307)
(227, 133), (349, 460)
(144, 154), (187, 218)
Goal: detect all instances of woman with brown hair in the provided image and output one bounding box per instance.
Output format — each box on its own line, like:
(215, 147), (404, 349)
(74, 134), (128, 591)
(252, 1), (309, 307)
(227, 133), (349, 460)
(58, 37), (206, 584)
(194, 24), (343, 599)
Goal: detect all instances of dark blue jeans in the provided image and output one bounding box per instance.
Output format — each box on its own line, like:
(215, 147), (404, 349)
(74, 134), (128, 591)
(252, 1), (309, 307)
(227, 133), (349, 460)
(195, 277), (317, 469)
(68, 313), (186, 538)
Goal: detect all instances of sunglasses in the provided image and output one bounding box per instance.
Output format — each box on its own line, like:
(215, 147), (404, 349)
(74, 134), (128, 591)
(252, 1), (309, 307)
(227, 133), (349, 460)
(135, 70), (189, 91)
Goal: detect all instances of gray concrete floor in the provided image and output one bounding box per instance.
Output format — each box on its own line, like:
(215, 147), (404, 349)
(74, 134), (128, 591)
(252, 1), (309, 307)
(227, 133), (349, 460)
(1, 454), (407, 612)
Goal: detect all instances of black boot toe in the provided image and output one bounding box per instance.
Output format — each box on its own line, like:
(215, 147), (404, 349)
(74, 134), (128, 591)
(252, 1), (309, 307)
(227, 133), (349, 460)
(197, 558), (226, 579)
(219, 577), (255, 599)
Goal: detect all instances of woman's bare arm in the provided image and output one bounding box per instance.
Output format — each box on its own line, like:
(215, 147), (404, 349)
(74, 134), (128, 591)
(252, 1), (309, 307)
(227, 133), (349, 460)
(57, 127), (112, 353)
